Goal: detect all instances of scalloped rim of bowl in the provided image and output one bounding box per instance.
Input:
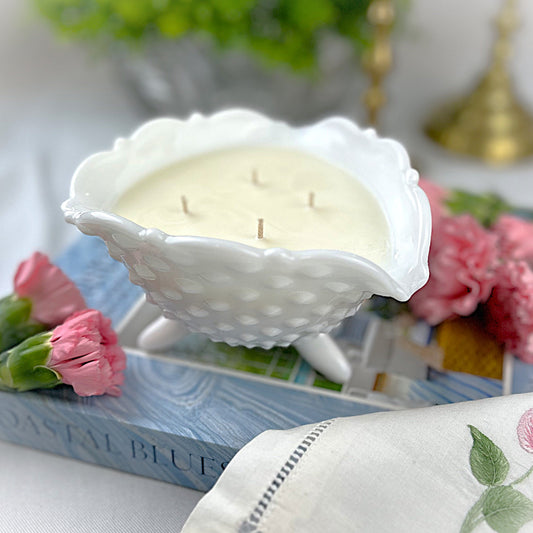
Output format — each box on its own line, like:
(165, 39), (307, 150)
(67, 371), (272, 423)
(62, 109), (431, 302)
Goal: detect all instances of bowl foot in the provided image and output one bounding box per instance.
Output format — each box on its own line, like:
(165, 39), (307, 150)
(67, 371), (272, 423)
(137, 315), (352, 384)
(137, 316), (189, 351)
(294, 334), (352, 384)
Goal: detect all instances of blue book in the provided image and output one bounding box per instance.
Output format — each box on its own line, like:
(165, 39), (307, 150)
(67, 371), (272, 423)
(0, 236), (393, 491)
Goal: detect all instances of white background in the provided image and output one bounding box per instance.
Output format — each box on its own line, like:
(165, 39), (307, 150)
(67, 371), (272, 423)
(1, 0), (532, 531)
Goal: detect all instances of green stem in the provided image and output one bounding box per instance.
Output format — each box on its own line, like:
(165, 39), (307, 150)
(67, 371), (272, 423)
(511, 465), (533, 486)
(0, 349), (14, 389)
(0, 332), (60, 392)
(0, 295), (46, 352)
(460, 490), (489, 533)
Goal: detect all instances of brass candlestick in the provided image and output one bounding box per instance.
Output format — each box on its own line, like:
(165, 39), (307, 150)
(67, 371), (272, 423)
(426, 0), (533, 165)
(362, 0), (395, 129)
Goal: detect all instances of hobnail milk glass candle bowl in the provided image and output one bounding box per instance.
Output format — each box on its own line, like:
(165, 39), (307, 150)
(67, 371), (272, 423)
(62, 109), (431, 383)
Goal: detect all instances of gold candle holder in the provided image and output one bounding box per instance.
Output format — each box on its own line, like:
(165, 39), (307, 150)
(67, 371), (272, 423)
(362, 0), (395, 129)
(425, 0), (533, 165)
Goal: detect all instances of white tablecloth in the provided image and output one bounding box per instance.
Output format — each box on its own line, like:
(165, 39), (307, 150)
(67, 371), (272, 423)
(1, 0), (532, 531)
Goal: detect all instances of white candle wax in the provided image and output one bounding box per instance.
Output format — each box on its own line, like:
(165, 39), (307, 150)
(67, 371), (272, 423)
(113, 147), (391, 266)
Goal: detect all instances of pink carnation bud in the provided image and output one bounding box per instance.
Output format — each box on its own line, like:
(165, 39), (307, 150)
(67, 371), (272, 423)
(493, 215), (533, 266)
(49, 309), (126, 397)
(517, 409), (533, 453)
(14, 252), (86, 326)
(485, 260), (533, 363)
(409, 214), (498, 325)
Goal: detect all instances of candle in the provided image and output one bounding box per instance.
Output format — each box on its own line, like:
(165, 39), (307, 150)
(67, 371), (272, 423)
(65, 110), (432, 384)
(113, 146), (391, 266)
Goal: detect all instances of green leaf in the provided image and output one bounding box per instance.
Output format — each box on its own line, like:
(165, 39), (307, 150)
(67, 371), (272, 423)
(468, 425), (509, 486)
(285, 0), (335, 31)
(0, 296), (47, 352)
(483, 486), (533, 533)
(446, 190), (512, 228)
(156, 12), (189, 39)
(4, 332), (58, 391)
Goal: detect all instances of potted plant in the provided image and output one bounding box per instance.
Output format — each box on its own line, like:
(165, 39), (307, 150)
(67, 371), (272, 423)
(32, 0), (405, 121)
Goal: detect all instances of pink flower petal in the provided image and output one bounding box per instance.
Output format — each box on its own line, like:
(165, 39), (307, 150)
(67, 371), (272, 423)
(518, 409), (533, 453)
(419, 178), (448, 229)
(493, 215), (533, 266)
(49, 309), (126, 397)
(60, 360), (113, 397)
(14, 252), (86, 326)
(485, 261), (533, 362)
(409, 215), (498, 325)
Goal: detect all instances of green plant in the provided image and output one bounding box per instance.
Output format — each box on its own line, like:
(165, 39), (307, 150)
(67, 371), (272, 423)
(32, 0), (381, 71)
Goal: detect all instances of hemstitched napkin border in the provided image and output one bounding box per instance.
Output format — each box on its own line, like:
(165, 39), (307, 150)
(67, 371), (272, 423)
(238, 419), (337, 533)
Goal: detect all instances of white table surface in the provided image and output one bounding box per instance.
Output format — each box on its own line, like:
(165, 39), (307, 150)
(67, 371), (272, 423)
(1, 0), (532, 531)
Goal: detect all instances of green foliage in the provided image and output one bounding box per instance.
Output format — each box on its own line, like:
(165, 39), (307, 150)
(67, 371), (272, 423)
(367, 295), (408, 320)
(482, 486), (533, 533)
(31, 0), (392, 71)
(462, 425), (533, 533)
(0, 296), (47, 353)
(0, 332), (61, 392)
(446, 190), (512, 229)
(468, 425), (509, 487)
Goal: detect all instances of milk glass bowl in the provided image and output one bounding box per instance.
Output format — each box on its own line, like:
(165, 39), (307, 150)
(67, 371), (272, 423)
(62, 109), (431, 383)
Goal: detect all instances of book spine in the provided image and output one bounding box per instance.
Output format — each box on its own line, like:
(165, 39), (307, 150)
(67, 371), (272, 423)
(0, 390), (235, 491)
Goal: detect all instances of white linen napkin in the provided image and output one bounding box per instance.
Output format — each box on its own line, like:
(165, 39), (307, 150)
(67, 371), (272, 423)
(183, 394), (533, 532)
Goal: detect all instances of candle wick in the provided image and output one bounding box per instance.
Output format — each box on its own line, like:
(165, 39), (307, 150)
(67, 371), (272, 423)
(252, 168), (259, 185)
(308, 191), (315, 208)
(257, 218), (264, 239)
(181, 195), (189, 214)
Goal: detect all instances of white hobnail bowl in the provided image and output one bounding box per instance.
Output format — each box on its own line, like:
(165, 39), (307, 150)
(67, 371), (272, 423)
(62, 109), (431, 350)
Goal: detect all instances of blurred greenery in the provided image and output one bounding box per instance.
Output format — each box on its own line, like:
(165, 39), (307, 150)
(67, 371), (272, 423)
(446, 190), (512, 228)
(31, 0), (401, 72)
(313, 374), (343, 391)
(368, 295), (408, 320)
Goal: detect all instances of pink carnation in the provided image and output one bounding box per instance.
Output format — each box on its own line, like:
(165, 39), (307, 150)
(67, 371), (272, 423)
(485, 260), (533, 363)
(419, 178), (448, 228)
(49, 309), (126, 396)
(517, 409), (533, 454)
(14, 252), (86, 326)
(409, 214), (498, 325)
(493, 214), (533, 266)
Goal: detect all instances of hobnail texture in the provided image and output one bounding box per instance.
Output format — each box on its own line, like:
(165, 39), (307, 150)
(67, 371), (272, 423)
(62, 109), (431, 349)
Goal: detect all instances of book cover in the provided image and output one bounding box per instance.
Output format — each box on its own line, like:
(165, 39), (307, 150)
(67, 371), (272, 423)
(0, 237), (392, 491)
